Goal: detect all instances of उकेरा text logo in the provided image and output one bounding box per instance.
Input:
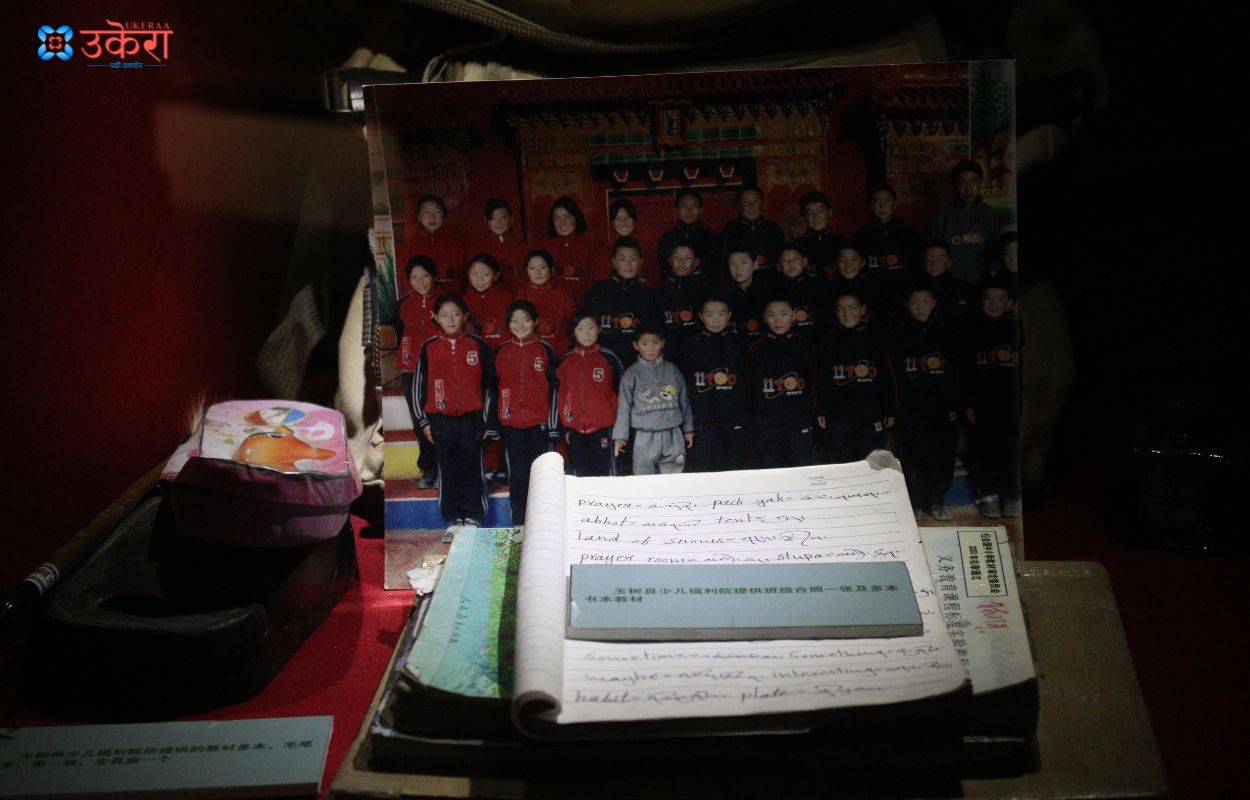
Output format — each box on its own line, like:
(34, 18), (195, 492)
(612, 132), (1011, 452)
(39, 19), (173, 69)
(38, 25), (74, 61)
(81, 20), (172, 69)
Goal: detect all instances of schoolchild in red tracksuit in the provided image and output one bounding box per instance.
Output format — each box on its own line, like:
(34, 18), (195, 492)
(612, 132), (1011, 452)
(464, 252), (513, 484)
(471, 198), (529, 286)
(544, 197), (601, 303)
(555, 311), (624, 476)
(464, 253), (513, 349)
(494, 300), (559, 524)
(514, 249), (577, 355)
(396, 256), (441, 485)
(401, 194), (466, 287)
(414, 294), (499, 533)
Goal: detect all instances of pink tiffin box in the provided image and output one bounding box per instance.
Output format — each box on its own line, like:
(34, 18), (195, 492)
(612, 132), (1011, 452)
(162, 401), (362, 547)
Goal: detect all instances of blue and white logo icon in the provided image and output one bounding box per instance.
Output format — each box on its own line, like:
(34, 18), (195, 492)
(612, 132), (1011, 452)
(38, 25), (74, 61)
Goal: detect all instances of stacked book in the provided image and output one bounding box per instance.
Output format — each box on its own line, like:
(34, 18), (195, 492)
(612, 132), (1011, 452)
(367, 454), (1038, 780)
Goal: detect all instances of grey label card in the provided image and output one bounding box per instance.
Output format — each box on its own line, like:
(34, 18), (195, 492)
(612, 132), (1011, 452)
(568, 563), (921, 641)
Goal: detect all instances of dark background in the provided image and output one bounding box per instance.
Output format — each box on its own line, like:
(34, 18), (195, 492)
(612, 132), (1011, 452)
(2, 2), (1243, 795)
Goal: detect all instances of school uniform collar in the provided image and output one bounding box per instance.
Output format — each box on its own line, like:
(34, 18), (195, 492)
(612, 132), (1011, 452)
(573, 344), (601, 356)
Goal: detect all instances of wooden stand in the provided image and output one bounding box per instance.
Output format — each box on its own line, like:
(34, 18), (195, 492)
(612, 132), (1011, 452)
(330, 561), (1167, 799)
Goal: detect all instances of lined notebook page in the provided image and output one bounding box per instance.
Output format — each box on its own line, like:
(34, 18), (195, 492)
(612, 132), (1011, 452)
(513, 452), (571, 720)
(516, 456), (967, 727)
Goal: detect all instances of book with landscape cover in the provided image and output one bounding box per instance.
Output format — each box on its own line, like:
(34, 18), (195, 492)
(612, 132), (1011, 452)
(384, 527), (520, 739)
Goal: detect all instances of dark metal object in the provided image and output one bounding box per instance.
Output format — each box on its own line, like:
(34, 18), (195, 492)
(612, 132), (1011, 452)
(27, 496), (357, 718)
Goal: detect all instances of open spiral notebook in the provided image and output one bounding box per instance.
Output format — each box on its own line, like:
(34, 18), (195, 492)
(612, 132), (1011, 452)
(511, 452), (969, 738)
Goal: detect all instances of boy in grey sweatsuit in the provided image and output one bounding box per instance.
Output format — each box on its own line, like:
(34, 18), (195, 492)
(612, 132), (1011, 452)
(612, 325), (695, 474)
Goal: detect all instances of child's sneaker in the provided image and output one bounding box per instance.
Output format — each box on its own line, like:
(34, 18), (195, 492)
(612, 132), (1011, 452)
(913, 507), (923, 522)
(976, 494), (1002, 518)
(927, 504), (951, 521)
(418, 471), (438, 489)
(462, 518), (481, 529)
(1001, 497), (1022, 517)
(442, 519), (464, 543)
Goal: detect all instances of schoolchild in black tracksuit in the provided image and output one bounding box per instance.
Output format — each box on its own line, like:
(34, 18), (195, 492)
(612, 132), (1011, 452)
(888, 283), (962, 520)
(963, 275), (1022, 518)
(747, 298), (817, 468)
(827, 243), (892, 333)
(775, 244), (830, 341)
(656, 189), (723, 284)
(922, 239), (975, 332)
(797, 191), (848, 277)
(684, 294), (749, 472)
(817, 288), (896, 463)
(855, 185), (922, 299)
(585, 236), (657, 368)
(654, 243), (710, 370)
(721, 186), (785, 270)
(724, 248), (778, 343)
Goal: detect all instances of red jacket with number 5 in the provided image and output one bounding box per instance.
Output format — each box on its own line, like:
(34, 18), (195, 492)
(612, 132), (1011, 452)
(555, 344), (623, 434)
(494, 336), (559, 432)
(413, 331), (498, 434)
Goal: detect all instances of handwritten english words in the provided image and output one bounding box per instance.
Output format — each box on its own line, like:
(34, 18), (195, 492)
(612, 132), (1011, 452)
(576, 488), (888, 513)
(566, 642), (953, 708)
(571, 486), (903, 568)
(572, 680), (933, 706)
(576, 545), (903, 565)
(577, 512), (809, 532)
(578, 659), (955, 689)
